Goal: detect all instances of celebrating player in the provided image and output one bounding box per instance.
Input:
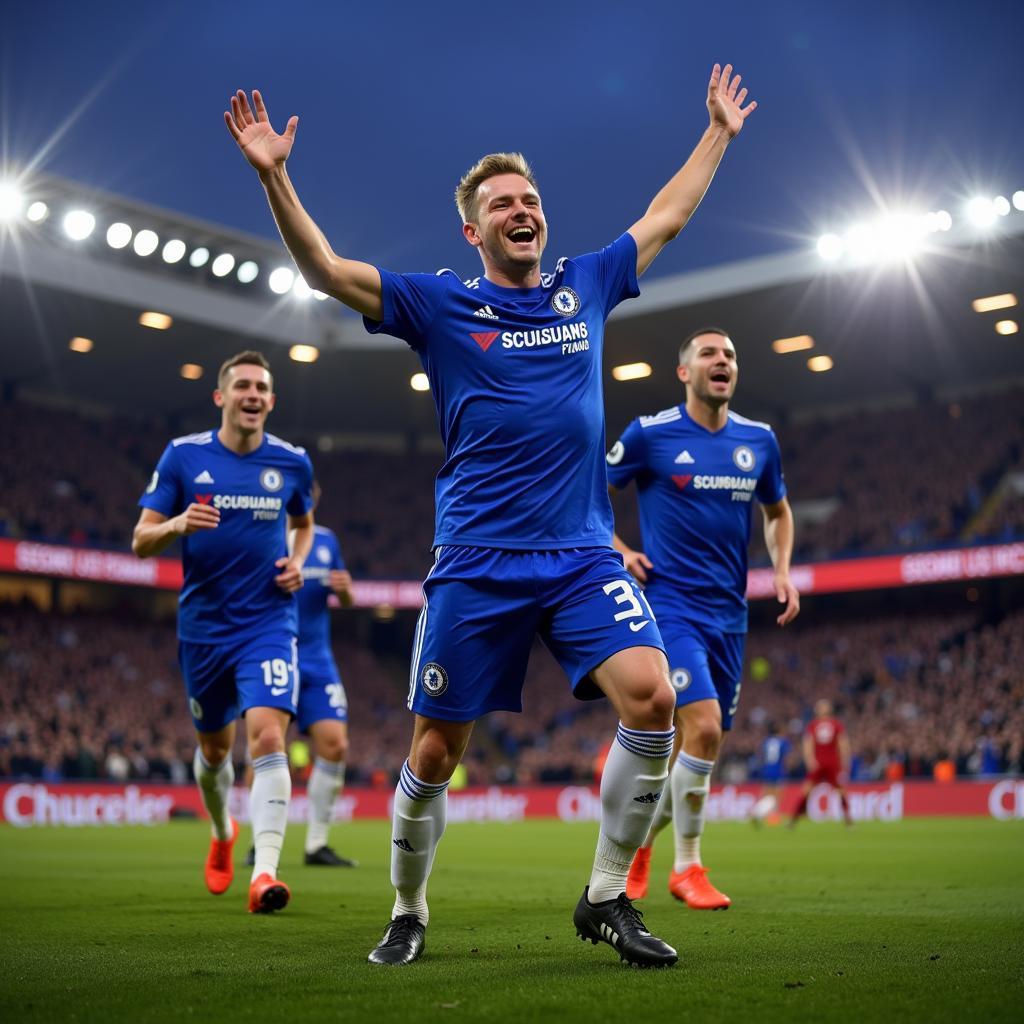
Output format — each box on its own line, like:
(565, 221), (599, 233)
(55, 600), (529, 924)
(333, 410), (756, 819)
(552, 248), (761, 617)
(294, 483), (358, 866)
(226, 62), (757, 968)
(132, 351), (314, 913)
(789, 699), (854, 826)
(607, 327), (799, 909)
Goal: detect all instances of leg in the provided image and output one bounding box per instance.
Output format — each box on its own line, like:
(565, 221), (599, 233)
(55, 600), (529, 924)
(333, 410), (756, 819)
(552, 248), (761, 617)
(789, 780), (814, 827)
(194, 722), (241, 896)
(305, 719), (353, 862)
(246, 706), (293, 902)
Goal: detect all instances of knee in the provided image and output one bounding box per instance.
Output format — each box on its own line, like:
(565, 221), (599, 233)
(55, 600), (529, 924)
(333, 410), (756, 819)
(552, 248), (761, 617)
(317, 734), (349, 763)
(408, 731), (460, 784)
(199, 738), (232, 766)
(248, 723), (286, 760)
(624, 673), (676, 731)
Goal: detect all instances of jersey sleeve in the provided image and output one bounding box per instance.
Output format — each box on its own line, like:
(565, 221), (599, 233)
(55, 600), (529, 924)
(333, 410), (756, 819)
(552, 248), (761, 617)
(362, 269), (454, 351)
(138, 443), (183, 517)
(571, 232), (640, 317)
(605, 418), (647, 489)
(755, 430), (787, 505)
(286, 452), (315, 517)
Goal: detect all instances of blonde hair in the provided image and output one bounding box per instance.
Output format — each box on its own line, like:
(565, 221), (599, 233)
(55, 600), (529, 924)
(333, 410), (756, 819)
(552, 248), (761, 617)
(454, 152), (539, 224)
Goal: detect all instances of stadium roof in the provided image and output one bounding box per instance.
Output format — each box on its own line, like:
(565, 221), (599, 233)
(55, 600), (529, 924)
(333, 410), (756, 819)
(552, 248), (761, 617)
(2, 175), (1023, 443)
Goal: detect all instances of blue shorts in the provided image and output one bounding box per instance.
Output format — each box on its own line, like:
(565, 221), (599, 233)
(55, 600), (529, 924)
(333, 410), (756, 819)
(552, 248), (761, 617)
(660, 618), (745, 730)
(407, 546), (666, 722)
(178, 631), (299, 733)
(297, 656), (348, 732)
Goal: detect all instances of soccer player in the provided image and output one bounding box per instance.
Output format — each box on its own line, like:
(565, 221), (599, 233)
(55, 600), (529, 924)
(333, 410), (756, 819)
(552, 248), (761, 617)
(132, 351), (314, 913)
(294, 482), (358, 866)
(789, 699), (853, 826)
(608, 327), (799, 909)
(225, 62), (757, 968)
(750, 723), (792, 827)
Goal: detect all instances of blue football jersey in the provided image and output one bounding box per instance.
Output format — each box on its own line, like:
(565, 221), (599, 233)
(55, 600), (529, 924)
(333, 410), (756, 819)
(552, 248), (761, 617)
(364, 233), (640, 549)
(606, 406), (786, 632)
(296, 525), (345, 668)
(760, 735), (792, 770)
(139, 431), (314, 644)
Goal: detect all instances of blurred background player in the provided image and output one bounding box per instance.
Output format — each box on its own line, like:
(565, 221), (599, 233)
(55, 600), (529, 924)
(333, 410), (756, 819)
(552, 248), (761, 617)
(789, 699), (854, 826)
(225, 63), (757, 968)
(750, 723), (792, 826)
(132, 351), (314, 913)
(608, 327), (799, 910)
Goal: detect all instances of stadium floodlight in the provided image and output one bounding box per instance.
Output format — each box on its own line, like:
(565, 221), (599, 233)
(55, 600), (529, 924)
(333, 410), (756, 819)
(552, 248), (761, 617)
(410, 373), (430, 392)
(611, 362), (652, 381)
(105, 222), (133, 249)
(993, 196), (1011, 217)
(971, 293), (1017, 314)
(995, 320), (1019, 336)
(68, 336), (94, 353)
(0, 182), (24, 221)
(189, 246), (210, 268)
(816, 233), (844, 262)
(292, 275), (312, 300)
(139, 311), (173, 330)
(268, 266), (295, 295)
(162, 239), (186, 264)
(133, 229), (159, 256)
(63, 209), (96, 241)
(211, 253), (235, 277)
(236, 260), (259, 284)
(966, 196), (996, 228)
(843, 223), (878, 261)
(180, 363), (204, 380)
(1013, 191), (1024, 212)
(289, 344), (319, 363)
(772, 335), (815, 354)
(312, 289), (329, 301)
(807, 355), (834, 372)
(26, 201), (49, 223)
(876, 212), (927, 260)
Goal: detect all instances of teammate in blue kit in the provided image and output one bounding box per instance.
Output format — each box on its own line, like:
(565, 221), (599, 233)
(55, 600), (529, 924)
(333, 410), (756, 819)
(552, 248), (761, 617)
(607, 327), (799, 909)
(226, 62), (757, 967)
(294, 487), (358, 867)
(750, 726), (792, 827)
(132, 351), (315, 914)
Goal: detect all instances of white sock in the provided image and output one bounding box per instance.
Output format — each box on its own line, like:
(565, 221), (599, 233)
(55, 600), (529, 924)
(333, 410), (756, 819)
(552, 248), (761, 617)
(193, 747), (234, 841)
(672, 750), (715, 873)
(588, 723), (675, 903)
(752, 794), (778, 821)
(306, 757), (345, 854)
(641, 782), (674, 848)
(250, 752), (291, 881)
(390, 760), (449, 926)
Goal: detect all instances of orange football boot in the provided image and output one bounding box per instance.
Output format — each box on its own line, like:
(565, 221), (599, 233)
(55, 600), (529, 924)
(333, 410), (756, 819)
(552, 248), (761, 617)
(668, 865), (731, 910)
(204, 818), (239, 895)
(248, 873), (291, 914)
(625, 845), (653, 900)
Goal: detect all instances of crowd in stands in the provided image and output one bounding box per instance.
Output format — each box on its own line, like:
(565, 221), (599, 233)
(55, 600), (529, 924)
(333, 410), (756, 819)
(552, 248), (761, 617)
(2, 601), (1020, 786)
(2, 388), (1023, 579)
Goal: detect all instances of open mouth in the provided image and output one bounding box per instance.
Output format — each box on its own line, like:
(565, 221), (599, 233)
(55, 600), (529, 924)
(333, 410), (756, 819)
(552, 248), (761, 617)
(507, 226), (536, 244)
(710, 371), (731, 384)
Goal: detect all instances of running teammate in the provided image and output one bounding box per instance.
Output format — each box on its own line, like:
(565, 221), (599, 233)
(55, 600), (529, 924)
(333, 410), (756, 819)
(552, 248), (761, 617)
(608, 327), (799, 909)
(226, 62), (757, 968)
(295, 484), (358, 866)
(133, 351), (314, 913)
(789, 699), (853, 826)
(750, 724), (792, 826)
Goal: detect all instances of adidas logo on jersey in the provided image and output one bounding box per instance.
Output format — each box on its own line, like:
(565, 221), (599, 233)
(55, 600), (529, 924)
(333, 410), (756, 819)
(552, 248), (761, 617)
(674, 451), (695, 465)
(193, 470), (215, 483)
(473, 305), (500, 320)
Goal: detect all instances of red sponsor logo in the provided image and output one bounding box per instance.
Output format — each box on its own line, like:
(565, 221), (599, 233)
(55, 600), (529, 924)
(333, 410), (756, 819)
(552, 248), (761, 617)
(671, 474), (693, 490)
(195, 493), (213, 504)
(470, 332), (499, 352)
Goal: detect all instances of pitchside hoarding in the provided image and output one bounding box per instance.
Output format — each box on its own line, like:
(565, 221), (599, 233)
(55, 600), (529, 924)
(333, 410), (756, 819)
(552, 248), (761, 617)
(2, 781), (1022, 827)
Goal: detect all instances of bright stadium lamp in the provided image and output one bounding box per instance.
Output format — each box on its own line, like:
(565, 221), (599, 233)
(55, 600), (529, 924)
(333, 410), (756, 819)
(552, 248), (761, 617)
(162, 239), (186, 263)
(63, 209), (96, 241)
(289, 344), (319, 363)
(934, 210), (952, 231)
(843, 223), (878, 262)
(211, 253), (235, 277)
(816, 233), (844, 262)
(268, 267), (295, 295)
(993, 196), (1011, 217)
(106, 222), (133, 249)
(877, 213), (926, 260)
(189, 246), (210, 268)
(236, 260), (259, 284)
(1013, 191), (1024, 212)
(26, 201), (49, 223)
(292, 275), (312, 300)
(313, 289), (329, 301)
(966, 196), (996, 228)
(0, 182), (24, 221)
(410, 373), (430, 391)
(133, 229), (159, 256)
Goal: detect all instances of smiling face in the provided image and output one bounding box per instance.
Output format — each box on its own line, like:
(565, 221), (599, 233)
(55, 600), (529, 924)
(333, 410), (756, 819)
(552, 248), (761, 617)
(214, 362), (275, 439)
(678, 331), (738, 408)
(462, 173), (548, 283)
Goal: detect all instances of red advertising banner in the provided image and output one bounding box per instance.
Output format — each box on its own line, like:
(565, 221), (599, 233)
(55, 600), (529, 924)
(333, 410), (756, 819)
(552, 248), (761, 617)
(2, 780), (1022, 827)
(3, 538), (1022, 603)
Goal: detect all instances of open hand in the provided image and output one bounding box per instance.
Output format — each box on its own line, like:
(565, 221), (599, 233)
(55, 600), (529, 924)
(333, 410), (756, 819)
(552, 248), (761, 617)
(707, 64), (757, 139)
(224, 90), (298, 175)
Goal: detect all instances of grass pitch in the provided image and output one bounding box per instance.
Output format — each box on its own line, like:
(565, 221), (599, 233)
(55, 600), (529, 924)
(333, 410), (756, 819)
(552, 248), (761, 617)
(1, 817), (1021, 1023)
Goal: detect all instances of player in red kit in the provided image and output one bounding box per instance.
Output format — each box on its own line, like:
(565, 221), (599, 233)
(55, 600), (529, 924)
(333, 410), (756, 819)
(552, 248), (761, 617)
(789, 699), (853, 826)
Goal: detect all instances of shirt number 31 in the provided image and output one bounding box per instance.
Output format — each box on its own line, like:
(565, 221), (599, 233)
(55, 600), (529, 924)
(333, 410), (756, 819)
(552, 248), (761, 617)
(603, 580), (655, 632)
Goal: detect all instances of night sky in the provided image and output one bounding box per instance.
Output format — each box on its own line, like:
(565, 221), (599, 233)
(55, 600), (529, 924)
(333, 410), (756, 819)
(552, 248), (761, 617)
(4, 0), (1022, 282)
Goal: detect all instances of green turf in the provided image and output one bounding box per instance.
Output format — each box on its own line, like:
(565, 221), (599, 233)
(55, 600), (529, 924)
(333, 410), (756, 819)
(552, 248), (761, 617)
(1, 818), (1022, 1022)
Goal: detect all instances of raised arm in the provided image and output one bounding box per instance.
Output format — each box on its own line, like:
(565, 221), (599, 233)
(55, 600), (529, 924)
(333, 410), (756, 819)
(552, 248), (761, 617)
(224, 90), (384, 320)
(628, 63), (757, 276)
